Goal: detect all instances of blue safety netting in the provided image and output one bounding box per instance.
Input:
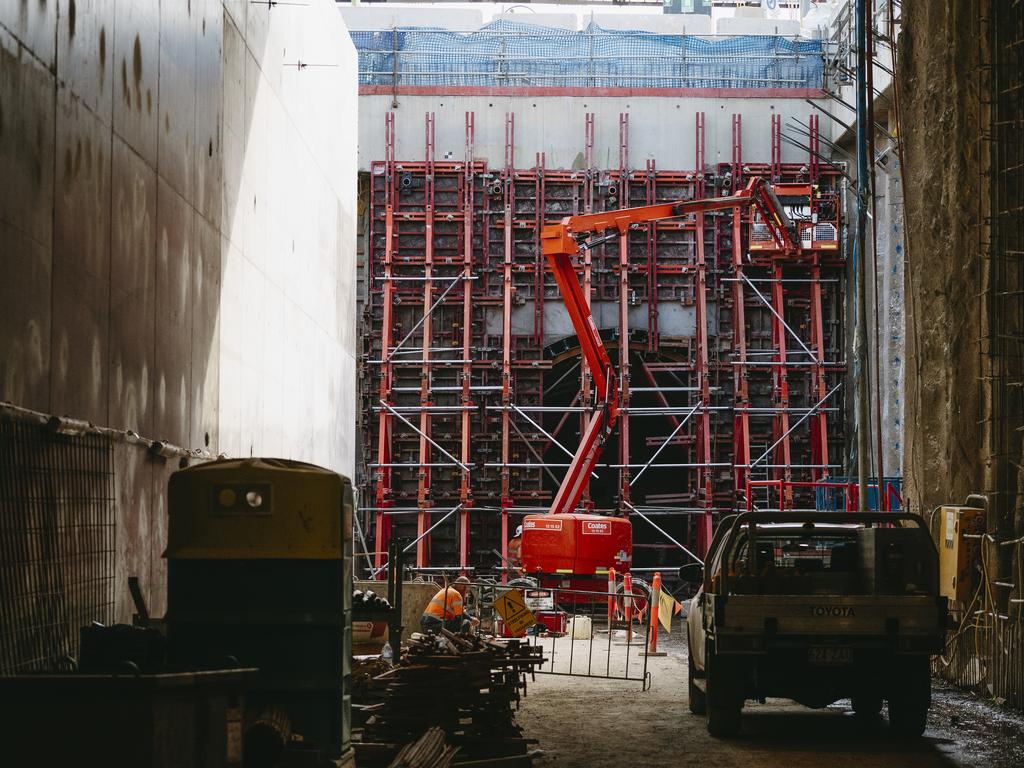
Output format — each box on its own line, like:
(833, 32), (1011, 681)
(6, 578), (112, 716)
(352, 20), (823, 89)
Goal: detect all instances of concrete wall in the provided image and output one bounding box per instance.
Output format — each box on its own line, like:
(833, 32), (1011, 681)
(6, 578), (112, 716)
(358, 95), (823, 171)
(0, 0), (358, 620)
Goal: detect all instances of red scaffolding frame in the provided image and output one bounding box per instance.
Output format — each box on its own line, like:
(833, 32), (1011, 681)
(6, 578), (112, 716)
(362, 110), (845, 575)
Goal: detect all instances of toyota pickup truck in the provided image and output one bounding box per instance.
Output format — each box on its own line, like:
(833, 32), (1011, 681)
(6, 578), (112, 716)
(683, 511), (947, 738)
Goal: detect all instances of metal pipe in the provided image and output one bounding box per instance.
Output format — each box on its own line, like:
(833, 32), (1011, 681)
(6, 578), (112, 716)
(749, 383), (842, 472)
(630, 402), (701, 487)
(378, 400), (471, 472)
(509, 419), (561, 486)
(512, 404), (599, 479)
(368, 503), (462, 578)
(369, 463), (476, 468)
(387, 275), (468, 359)
(740, 272), (818, 361)
(854, 0), (872, 512)
(624, 501), (703, 565)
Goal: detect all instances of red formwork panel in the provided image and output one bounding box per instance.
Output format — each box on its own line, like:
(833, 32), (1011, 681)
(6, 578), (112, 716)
(360, 110), (846, 577)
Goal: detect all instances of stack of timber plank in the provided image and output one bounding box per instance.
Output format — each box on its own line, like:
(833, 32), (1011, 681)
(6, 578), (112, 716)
(354, 631), (546, 767)
(386, 728), (459, 768)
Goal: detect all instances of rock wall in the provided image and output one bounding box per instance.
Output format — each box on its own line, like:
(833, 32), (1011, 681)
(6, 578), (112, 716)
(899, 0), (984, 517)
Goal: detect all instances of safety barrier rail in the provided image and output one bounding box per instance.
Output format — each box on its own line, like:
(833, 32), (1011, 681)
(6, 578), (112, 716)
(468, 574), (658, 689)
(746, 478), (903, 513)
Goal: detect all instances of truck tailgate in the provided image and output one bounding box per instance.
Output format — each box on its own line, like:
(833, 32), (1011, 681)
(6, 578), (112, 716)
(716, 595), (942, 637)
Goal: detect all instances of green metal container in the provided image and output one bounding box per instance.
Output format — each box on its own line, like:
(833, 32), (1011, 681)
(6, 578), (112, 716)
(165, 458), (353, 762)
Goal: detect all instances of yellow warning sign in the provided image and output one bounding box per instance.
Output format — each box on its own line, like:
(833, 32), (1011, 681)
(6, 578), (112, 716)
(495, 588), (537, 635)
(659, 590), (680, 633)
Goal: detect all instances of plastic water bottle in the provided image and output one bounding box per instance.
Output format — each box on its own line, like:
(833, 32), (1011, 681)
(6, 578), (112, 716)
(381, 641), (393, 663)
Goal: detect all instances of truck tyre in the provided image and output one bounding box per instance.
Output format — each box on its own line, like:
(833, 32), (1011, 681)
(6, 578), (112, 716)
(687, 632), (706, 715)
(851, 694), (883, 718)
(705, 650), (742, 738)
(887, 656), (930, 737)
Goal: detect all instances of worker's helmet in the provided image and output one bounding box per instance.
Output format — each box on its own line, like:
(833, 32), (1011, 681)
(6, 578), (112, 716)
(514, 525), (523, 538)
(454, 576), (471, 585)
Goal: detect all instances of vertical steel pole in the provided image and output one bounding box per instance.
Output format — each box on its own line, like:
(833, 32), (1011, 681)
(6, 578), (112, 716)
(617, 113), (631, 509)
(809, 260), (830, 481)
(865, 0), (885, 508)
(618, 138), (632, 504)
(417, 113), (437, 567)
(732, 200), (750, 500)
(771, 263), (793, 506)
(375, 113), (397, 574)
(646, 158), (658, 351)
(854, 0), (872, 511)
(695, 213), (713, 551)
(460, 112), (475, 570)
(500, 113), (515, 579)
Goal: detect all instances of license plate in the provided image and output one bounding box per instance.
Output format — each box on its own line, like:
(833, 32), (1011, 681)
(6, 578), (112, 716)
(808, 646), (853, 665)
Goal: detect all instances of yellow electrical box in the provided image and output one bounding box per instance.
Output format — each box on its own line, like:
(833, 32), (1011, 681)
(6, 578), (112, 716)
(165, 457), (352, 560)
(938, 505), (984, 604)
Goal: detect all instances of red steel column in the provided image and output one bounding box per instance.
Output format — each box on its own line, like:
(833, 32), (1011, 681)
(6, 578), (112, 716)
(645, 158), (658, 352)
(695, 111), (706, 197)
(500, 113), (515, 579)
(374, 112), (397, 572)
(417, 113), (436, 568)
(580, 113), (595, 469)
(771, 263), (793, 502)
(694, 213), (713, 552)
(731, 113), (743, 188)
(731, 203), (751, 497)
(459, 112), (475, 570)
(809, 259), (830, 481)
(771, 113), (782, 182)
(618, 115), (631, 504)
(535, 152), (546, 345)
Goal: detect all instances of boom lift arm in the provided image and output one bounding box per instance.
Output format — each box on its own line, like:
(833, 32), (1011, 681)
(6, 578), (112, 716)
(540, 177), (796, 516)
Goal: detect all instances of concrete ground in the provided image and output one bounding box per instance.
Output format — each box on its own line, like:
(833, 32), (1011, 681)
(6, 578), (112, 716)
(516, 631), (1024, 767)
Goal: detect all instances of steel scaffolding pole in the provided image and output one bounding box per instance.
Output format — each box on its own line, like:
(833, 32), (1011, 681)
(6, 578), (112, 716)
(459, 111), (475, 571)
(695, 212), (714, 551)
(374, 111), (397, 574)
(417, 112), (437, 568)
(618, 114), (632, 504)
(500, 112), (515, 580)
(854, 0), (872, 511)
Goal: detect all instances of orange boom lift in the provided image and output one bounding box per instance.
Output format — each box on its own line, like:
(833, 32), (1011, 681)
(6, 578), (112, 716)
(520, 177), (799, 586)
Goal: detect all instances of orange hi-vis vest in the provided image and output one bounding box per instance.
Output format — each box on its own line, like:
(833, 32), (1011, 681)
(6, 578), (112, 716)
(424, 587), (464, 621)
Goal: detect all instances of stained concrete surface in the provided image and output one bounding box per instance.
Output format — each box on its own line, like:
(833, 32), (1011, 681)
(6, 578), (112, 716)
(1, 1), (359, 622)
(517, 632), (1024, 767)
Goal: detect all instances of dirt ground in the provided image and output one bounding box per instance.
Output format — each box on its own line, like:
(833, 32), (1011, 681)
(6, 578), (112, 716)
(516, 631), (1024, 768)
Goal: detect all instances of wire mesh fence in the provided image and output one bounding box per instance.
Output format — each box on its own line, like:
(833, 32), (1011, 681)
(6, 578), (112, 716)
(353, 20), (825, 89)
(0, 420), (115, 674)
(934, 539), (1024, 711)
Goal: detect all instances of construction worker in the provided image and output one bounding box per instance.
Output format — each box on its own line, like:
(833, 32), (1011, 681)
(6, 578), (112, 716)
(420, 576), (476, 634)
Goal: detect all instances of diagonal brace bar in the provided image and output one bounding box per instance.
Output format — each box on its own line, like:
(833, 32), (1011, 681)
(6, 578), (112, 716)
(748, 383), (842, 471)
(512, 404), (598, 479)
(387, 276), (474, 359)
(379, 399), (471, 472)
(369, 503), (463, 578)
(624, 501), (703, 565)
(629, 401), (701, 487)
(741, 272), (818, 361)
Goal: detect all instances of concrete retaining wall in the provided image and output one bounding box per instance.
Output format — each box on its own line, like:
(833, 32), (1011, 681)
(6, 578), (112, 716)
(0, 0), (358, 621)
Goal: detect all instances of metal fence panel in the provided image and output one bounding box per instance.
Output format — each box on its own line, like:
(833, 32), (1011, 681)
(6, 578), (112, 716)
(0, 421), (115, 674)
